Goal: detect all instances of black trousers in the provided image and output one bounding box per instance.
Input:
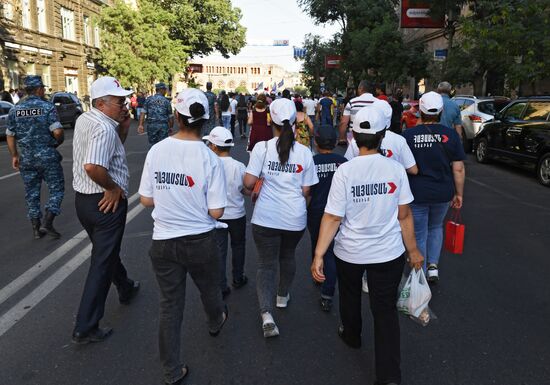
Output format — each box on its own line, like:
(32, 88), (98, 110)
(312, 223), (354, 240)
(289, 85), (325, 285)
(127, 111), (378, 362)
(336, 254), (405, 385)
(74, 192), (132, 334)
(230, 114), (236, 136)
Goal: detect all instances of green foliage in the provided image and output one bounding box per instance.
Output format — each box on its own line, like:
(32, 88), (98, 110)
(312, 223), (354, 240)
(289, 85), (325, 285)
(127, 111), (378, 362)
(234, 85), (248, 95)
(293, 85), (310, 97)
(94, 0), (188, 90)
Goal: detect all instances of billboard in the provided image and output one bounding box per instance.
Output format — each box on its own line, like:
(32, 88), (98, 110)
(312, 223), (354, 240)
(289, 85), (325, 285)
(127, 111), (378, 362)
(273, 39), (289, 46)
(400, 0), (445, 29)
(325, 55), (342, 69)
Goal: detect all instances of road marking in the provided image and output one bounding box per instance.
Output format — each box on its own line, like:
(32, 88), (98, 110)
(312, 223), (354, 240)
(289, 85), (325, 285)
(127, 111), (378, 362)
(0, 199), (146, 337)
(0, 171), (20, 180)
(0, 192), (141, 307)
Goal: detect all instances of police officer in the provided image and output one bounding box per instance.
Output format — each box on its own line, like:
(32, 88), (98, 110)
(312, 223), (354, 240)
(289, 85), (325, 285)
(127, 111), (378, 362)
(138, 82), (173, 145)
(6, 75), (64, 239)
(204, 81), (218, 136)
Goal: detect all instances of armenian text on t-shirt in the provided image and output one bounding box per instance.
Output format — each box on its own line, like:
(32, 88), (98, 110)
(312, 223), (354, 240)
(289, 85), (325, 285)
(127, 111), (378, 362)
(154, 171), (195, 190)
(412, 133), (449, 148)
(351, 181), (397, 203)
(266, 160), (304, 176)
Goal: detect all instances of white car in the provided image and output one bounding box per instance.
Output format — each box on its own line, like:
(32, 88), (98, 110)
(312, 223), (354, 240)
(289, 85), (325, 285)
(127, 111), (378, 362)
(452, 95), (510, 152)
(0, 101), (14, 140)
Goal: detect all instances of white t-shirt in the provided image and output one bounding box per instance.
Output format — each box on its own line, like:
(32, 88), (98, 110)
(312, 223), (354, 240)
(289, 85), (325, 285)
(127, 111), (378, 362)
(246, 138), (319, 231)
(219, 156), (246, 220)
(344, 131), (416, 170)
(139, 138), (227, 240)
(230, 99), (238, 115)
(303, 99), (317, 116)
(325, 154), (414, 264)
(343, 93), (377, 121)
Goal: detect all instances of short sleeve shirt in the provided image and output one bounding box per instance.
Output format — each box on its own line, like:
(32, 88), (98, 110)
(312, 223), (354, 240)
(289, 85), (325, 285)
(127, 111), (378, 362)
(439, 94), (462, 129)
(343, 93), (377, 122)
(309, 153), (347, 213)
(246, 138), (319, 231)
(403, 124), (466, 203)
(219, 156), (246, 220)
(144, 94), (173, 123)
(325, 154), (414, 264)
(139, 138), (227, 240)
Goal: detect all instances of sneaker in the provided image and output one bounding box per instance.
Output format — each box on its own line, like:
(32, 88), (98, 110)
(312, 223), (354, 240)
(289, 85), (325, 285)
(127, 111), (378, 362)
(362, 272), (369, 293)
(232, 275), (248, 289)
(320, 297), (332, 312)
(276, 293), (290, 308)
(261, 312), (279, 338)
(427, 264), (439, 283)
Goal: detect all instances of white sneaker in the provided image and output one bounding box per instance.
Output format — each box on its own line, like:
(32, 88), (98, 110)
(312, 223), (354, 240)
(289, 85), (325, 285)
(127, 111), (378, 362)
(427, 264), (439, 283)
(276, 293), (290, 308)
(362, 272), (369, 293)
(261, 312), (279, 338)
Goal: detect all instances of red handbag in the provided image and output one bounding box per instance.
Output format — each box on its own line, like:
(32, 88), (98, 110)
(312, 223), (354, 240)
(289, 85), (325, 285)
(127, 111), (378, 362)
(444, 208), (465, 254)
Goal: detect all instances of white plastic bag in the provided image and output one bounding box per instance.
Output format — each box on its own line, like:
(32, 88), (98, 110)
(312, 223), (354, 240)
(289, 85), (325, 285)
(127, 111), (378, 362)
(397, 268), (433, 325)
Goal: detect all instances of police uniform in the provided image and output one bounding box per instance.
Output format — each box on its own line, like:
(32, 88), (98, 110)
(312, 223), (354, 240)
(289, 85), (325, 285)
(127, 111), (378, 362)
(143, 83), (173, 145)
(204, 89), (217, 135)
(6, 75), (64, 238)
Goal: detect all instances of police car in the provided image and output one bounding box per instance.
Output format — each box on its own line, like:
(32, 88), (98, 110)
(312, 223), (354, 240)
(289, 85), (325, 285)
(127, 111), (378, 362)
(0, 100), (14, 140)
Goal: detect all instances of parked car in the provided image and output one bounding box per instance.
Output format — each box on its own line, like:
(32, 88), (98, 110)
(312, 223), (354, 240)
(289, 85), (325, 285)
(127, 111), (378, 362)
(474, 96), (550, 187)
(0, 100), (14, 140)
(400, 101), (419, 130)
(50, 92), (83, 128)
(453, 95), (510, 152)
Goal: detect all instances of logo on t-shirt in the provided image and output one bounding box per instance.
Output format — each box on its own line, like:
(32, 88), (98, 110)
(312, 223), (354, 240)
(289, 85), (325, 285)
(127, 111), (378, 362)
(316, 162), (342, 179)
(351, 182), (397, 203)
(267, 161), (303, 174)
(412, 134), (449, 148)
(154, 171), (195, 190)
(380, 148), (394, 158)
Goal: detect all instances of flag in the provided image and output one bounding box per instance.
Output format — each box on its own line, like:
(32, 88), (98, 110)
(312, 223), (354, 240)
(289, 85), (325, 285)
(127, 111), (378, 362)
(255, 82), (264, 91)
(278, 79), (284, 88)
(272, 82), (277, 93)
(293, 47), (307, 59)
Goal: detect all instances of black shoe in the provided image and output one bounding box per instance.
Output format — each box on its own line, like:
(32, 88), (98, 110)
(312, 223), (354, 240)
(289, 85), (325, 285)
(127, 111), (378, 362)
(40, 210), (60, 239)
(320, 298), (332, 312)
(165, 365), (189, 385)
(232, 275), (248, 289)
(72, 327), (113, 344)
(338, 325), (361, 349)
(31, 218), (45, 239)
(119, 280), (140, 304)
(221, 286), (231, 299)
(209, 305), (228, 337)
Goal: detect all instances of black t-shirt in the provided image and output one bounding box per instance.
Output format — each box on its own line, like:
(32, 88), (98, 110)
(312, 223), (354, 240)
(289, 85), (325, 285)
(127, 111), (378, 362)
(308, 153), (348, 212)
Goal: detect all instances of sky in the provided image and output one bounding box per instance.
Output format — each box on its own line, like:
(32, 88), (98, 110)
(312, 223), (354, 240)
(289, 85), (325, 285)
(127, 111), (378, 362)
(198, 0), (341, 72)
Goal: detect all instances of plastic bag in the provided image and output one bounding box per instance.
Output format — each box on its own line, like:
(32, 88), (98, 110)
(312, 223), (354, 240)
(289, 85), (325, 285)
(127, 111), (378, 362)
(397, 268), (434, 326)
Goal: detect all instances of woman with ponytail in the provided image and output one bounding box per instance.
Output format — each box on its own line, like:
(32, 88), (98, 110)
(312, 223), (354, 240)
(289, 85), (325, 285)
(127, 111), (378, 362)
(139, 88), (229, 385)
(244, 98), (319, 338)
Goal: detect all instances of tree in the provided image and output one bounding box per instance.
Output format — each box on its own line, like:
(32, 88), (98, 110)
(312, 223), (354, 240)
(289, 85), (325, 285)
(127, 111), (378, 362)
(157, 0), (246, 58)
(95, 0), (188, 90)
(234, 85), (248, 95)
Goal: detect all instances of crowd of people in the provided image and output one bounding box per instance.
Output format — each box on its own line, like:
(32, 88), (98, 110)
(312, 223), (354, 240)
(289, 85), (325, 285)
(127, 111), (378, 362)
(5, 74), (466, 385)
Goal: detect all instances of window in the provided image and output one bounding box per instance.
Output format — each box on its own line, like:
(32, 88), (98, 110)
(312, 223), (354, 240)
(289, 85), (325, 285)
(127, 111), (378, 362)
(83, 16), (90, 44)
(503, 102), (527, 120)
(523, 102), (550, 121)
(7, 60), (19, 89)
(26, 63), (36, 76)
(37, 0), (47, 33)
(0, 102), (13, 115)
(61, 7), (75, 40)
(42, 65), (51, 89)
(52, 95), (74, 105)
(3, 1), (14, 20)
(22, 0), (32, 29)
(94, 25), (100, 48)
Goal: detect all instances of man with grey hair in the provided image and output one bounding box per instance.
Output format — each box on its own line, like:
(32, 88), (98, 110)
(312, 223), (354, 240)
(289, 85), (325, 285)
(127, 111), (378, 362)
(71, 76), (140, 344)
(437, 81), (463, 139)
(338, 80), (377, 144)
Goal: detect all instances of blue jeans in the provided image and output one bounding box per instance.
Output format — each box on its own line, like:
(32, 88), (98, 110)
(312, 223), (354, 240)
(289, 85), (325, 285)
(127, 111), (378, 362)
(221, 115), (231, 130)
(410, 202), (450, 268)
(215, 216), (246, 290)
(307, 210), (337, 298)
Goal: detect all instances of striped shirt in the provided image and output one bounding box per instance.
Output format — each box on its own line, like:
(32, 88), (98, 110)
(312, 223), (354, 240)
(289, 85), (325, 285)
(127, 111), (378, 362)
(72, 108), (129, 195)
(343, 93), (377, 123)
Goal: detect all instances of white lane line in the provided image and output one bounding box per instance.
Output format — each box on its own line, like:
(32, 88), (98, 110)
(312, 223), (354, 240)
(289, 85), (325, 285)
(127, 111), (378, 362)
(0, 192), (141, 307)
(0, 171), (20, 180)
(0, 200), (147, 337)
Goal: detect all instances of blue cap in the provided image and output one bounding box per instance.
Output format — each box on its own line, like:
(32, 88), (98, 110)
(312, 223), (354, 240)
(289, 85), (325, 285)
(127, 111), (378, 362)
(155, 82), (167, 89)
(24, 75), (45, 88)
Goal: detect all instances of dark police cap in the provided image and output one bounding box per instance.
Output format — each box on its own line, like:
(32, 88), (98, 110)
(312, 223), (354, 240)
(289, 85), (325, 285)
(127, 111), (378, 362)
(24, 75), (45, 88)
(155, 82), (167, 89)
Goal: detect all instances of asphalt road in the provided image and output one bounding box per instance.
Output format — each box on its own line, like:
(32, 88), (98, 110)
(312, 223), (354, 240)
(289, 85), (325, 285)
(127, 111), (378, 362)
(0, 122), (549, 385)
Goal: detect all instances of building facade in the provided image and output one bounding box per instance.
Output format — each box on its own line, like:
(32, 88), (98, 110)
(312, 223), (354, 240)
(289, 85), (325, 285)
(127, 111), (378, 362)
(0, 0), (111, 98)
(176, 62), (303, 95)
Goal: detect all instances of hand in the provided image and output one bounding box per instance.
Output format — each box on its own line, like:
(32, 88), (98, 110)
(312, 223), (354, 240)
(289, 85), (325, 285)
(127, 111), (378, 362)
(451, 194), (463, 209)
(311, 255), (325, 283)
(137, 125), (144, 134)
(407, 248), (424, 271)
(11, 155), (19, 170)
(98, 185), (125, 213)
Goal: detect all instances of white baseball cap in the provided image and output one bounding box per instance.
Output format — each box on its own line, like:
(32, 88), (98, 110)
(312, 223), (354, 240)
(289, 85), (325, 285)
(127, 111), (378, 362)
(419, 91), (444, 115)
(373, 99), (392, 128)
(202, 126), (234, 147)
(175, 88), (209, 123)
(90, 76), (132, 100)
(352, 106), (387, 134)
(269, 98), (296, 126)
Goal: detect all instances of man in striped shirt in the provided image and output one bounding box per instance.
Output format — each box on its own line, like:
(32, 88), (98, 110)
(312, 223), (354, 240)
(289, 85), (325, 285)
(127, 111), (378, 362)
(71, 76), (140, 344)
(338, 80), (377, 144)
